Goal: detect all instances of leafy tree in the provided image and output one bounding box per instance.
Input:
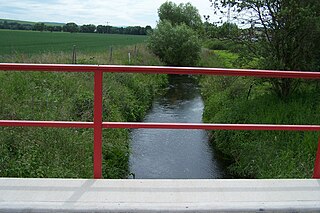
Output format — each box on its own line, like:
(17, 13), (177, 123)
(0, 21), (33, 30)
(33, 23), (45, 32)
(148, 20), (201, 66)
(148, 1), (202, 66)
(217, 22), (240, 39)
(145, 25), (152, 33)
(46, 26), (54, 32)
(158, 1), (203, 33)
(80, 24), (96, 33)
(53, 26), (62, 32)
(211, 0), (320, 97)
(3, 21), (9, 29)
(204, 21), (219, 39)
(63, 22), (79, 33)
(96, 25), (107, 33)
(96, 25), (149, 35)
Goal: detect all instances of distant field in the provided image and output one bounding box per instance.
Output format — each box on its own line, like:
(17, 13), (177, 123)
(0, 18), (64, 26)
(0, 30), (147, 55)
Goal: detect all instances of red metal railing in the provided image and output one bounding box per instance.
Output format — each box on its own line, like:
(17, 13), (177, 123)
(0, 63), (320, 179)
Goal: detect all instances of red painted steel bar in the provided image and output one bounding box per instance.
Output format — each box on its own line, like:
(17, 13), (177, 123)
(1, 120), (320, 132)
(0, 120), (93, 128)
(1, 63), (320, 79)
(0, 63), (98, 72)
(93, 70), (103, 179)
(102, 122), (320, 131)
(313, 137), (320, 178)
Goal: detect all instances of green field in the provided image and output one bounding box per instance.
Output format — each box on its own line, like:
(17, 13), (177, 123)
(0, 30), (147, 55)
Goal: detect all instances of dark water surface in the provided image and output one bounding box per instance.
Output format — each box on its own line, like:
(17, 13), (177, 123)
(129, 75), (227, 179)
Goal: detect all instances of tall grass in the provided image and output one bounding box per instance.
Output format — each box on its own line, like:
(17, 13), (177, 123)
(200, 50), (320, 178)
(0, 44), (167, 178)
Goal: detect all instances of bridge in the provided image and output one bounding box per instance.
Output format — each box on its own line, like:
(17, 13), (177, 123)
(0, 63), (320, 212)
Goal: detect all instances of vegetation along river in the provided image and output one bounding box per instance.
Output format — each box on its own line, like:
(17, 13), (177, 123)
(129, 75), (228, 179)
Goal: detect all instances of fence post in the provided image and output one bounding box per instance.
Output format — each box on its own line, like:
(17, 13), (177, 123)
(313, 136), (320, 178)
(134, 45), (137, 57)
(94, 69), (103, 179)
(109, 46), (113, 62)
(128, 52), (131, 64)
(72, 45), (77, 64)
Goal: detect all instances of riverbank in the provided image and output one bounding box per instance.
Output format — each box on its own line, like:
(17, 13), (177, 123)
(0, 44), (167, 178)
(200, 50), (319, 178)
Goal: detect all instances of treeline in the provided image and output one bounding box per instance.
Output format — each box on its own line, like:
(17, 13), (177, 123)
(0, 20), (152, 35)
(0, 21), (34, 31)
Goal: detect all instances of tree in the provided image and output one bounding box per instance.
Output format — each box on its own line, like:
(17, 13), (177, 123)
(148, 2), (202, 66)
(33, 23), (45, 32)
(210, 0), (320, 97)
(63, 22), (79, 33)
(80, 24), (96, 33)
(46, 26), (54, 32)
(204, 21), (219, 39)
(158, 1), (203, 33)
(148, 20), (201, 66)
(217, 22), (240, 39)
(53, 26), (62, 32)
(145, 25), (152, 33)
(96, 25), (107, 33)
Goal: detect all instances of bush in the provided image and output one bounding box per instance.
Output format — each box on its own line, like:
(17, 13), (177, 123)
(203, 39), (245, 54)
(201, 75), (320, 178)
(148, 21), (201, 66)
(204, 39), (228, 50)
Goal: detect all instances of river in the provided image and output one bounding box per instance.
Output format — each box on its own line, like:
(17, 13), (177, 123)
(129, 75), (227, 179)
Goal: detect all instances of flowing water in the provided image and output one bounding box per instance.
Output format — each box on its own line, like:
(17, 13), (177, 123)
(129, 75), (227, 179)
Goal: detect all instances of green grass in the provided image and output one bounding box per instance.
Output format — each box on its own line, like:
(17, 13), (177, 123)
(202, 78), (319, 178)
(199, 49), (239, 68)
(200, 48), (320, 178)
(0, 43), (167, 178)
(0, 30), (147, 56)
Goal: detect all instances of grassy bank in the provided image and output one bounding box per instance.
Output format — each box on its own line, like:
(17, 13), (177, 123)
(200, 49), (320, 178)
(0, 44), (167, 178)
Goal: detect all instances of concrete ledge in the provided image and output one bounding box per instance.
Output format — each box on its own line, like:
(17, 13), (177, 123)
(0, 178), (320, 212)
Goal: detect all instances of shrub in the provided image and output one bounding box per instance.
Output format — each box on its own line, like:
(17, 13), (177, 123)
(204, 39), (228, 50)
(148, 21), (201, 66)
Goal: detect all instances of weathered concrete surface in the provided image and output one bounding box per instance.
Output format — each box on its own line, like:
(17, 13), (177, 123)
(0, 178), (319, 212)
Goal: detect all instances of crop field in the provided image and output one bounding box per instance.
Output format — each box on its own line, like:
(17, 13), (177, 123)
(0, 30), (147, 55)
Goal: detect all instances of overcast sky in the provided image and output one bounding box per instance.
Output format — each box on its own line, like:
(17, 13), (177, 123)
(0, 0), (219, 27)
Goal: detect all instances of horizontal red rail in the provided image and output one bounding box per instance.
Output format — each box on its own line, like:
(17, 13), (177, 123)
(1, 120), (320, 131)
(103, 122), (320, 131)
(0, 120), (93, 128)
(1, 63), (320, 79)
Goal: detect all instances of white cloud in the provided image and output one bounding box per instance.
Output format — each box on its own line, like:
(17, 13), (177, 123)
(0, 0), (218, 27)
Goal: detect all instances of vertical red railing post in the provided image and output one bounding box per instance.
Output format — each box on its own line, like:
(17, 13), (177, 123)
(93, 69), (103, 179)
(313, 136), (320, 178)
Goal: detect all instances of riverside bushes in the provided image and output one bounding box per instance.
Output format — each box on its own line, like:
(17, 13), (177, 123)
(201, 74), (320, 178)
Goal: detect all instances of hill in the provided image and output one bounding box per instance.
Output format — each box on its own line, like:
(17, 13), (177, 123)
(0, 18), (65, 26)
